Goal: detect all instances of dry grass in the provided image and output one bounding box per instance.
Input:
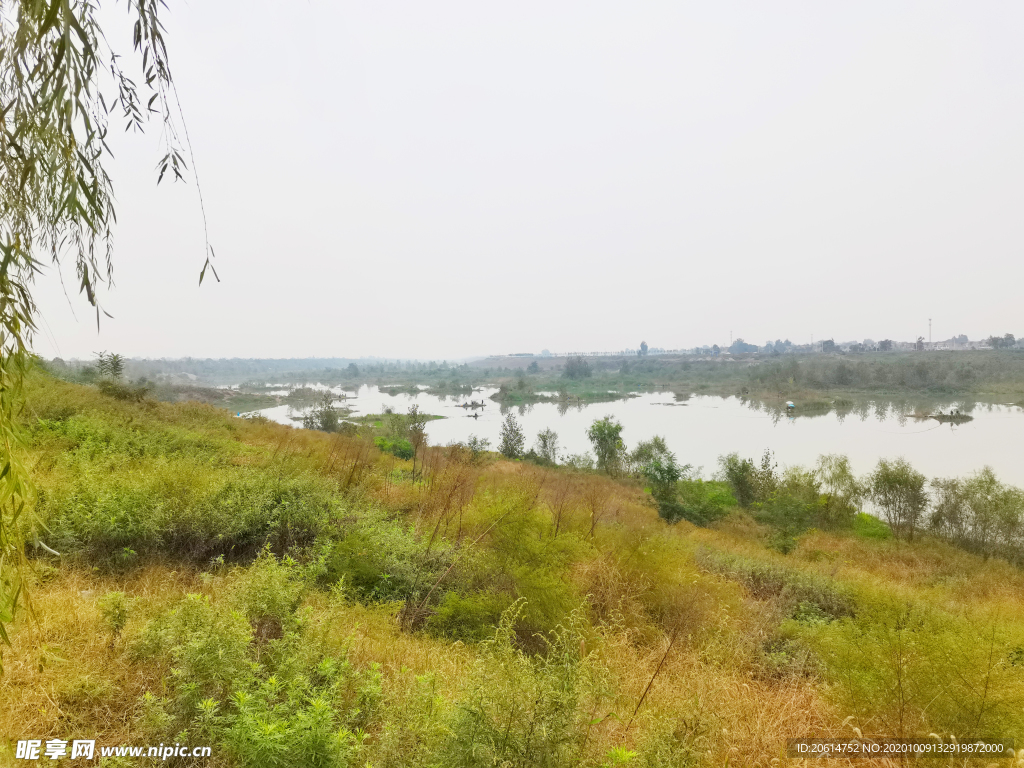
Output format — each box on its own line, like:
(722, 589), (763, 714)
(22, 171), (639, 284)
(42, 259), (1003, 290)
(791, 530), (1024, 615)
(0, 565), (203, 747)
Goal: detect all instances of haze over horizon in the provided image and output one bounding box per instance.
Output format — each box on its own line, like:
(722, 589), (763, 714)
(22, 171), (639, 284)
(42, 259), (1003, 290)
(31, 1), (1024, 362)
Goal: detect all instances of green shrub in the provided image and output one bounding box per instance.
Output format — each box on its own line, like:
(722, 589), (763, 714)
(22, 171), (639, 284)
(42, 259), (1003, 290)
(374, 436), (414, 460)
(425, 591), (511, 642)
(97, 591), (131, 643)
(134, 593), (253, 716)
(718, 451), (781, 508)
(696, 549), (855, 620)
(134, 587), (384, 767)
(717, 453), (757, 507)
(38, 465), (336, 562)
(222, 670), (361, 768)
(714, 464), (830, 548)
(473, 498), (587, 640)
(302, 392), (342, 433)
(670, 479), (735, 526)
(324, 508), (451, 603)
(801, 600), (1024, 737)
(438, 601), (610, 767)
(754, 492), (823, 554)
(813, 455), (863, 528)
(97, 379), (152, 402)
(757, 634), (820, 679)
(225, 548), (306, 640)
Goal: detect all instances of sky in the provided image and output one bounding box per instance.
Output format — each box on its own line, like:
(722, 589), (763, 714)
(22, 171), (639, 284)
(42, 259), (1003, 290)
(32, 1), (1024, 361)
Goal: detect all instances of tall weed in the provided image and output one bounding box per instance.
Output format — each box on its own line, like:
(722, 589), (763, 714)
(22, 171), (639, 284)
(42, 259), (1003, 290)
(439, 601), (611, 768)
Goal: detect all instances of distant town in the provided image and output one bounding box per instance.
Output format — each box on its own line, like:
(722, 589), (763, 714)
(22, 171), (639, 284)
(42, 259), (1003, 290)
(520, 333), (1021, 359)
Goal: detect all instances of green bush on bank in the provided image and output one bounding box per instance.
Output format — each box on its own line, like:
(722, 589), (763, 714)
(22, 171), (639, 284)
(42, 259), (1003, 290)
(425, 590), (511, 642)
(695, 548), (856, 621)
(133, 554), (382, 767)
(441, 601), (610, 768)
(39, 464), (336, 562)
(799, 599), (1024, 738)
(668, 478), (735, 526)
(374, 436), (414, 460)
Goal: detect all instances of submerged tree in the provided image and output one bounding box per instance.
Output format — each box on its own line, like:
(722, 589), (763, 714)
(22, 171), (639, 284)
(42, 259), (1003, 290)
(1, 0), (212, 652)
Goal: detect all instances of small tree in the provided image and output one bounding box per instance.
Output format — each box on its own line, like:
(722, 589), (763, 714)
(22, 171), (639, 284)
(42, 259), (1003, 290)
(930, 477), (970, 545)
(753, 449), (779, 501)
(639, 341), (648, 356)
(302, 392), (340, 433)
(718, 453), (757, 507)
(563, 355), (592, 380)
(587, 417), (625, 475)
(949, 467), (1024, 558)
(408, 404), (429, 478)
(869, 458), (927, 539)
(628, 436), (669, 476)
(878, 339), (893, 352)
(641, 451), (682, 504)
(95, 351), (125, 380)
(534, 428), (559, 464)
(498, 413), (525, 459)
(466, 435), (491, 463)
(814, 454), (863, 528)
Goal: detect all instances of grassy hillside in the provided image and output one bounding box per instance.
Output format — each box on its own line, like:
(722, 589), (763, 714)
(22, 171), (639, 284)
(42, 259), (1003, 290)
(3, 374), (1024, 766)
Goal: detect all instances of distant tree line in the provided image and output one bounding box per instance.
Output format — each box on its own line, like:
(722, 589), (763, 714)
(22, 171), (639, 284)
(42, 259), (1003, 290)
(750, 353), (1024, 393)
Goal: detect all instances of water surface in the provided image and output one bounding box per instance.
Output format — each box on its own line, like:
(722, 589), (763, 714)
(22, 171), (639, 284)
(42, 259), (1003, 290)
(249, 386), (1024, 485)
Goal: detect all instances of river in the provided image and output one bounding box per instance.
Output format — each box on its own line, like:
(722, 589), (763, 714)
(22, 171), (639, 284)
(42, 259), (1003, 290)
(248, 385), (1024, 486)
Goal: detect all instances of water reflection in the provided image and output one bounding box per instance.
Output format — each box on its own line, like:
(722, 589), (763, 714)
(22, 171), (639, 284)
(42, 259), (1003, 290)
(736, 393), (990, 429)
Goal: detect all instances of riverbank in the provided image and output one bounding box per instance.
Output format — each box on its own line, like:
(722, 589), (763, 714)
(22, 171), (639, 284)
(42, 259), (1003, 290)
(5, 372), (1024, 766)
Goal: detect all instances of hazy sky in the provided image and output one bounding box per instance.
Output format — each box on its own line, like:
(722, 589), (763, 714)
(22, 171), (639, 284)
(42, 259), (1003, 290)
(32, 1), (1024, 361)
